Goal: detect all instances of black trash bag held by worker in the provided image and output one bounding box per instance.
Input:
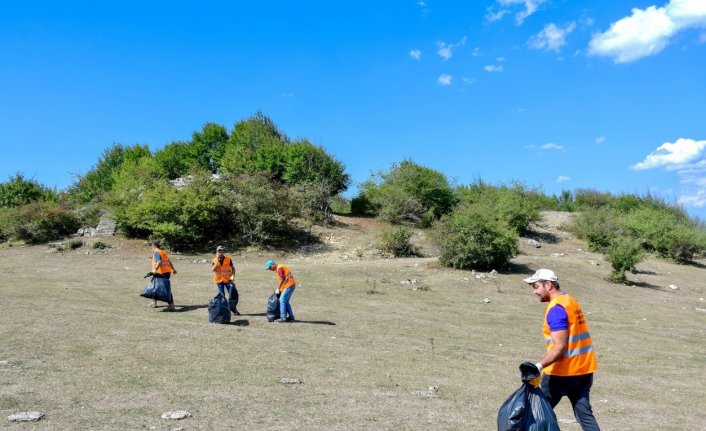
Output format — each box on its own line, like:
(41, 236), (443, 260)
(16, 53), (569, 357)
(140, 276), (172, 303)
(497, 361), (560, 431)
(267, 292), (280, 322)
(208, 294), (231, 324)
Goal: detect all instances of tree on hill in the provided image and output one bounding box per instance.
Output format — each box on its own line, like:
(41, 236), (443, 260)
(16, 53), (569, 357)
(0, 173), (57, 208)
(68, 144), (152, 204)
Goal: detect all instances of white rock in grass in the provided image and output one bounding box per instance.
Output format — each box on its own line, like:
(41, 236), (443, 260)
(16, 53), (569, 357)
(280, 377), (302, 384)
(161, 411), (191, 420)
(668, 284), (679, 290)
(412, 389), (439, 398)
(7, 412), (44, 422)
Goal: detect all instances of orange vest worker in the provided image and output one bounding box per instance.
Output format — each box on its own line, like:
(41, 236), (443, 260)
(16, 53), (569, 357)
(276, 264), (296, 292)
(542, 294), (597, 376)
(152, 249), (174, 275)
(213, 256), (234, 283)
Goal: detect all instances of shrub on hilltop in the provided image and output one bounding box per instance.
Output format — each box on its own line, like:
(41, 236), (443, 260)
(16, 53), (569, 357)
(435, 205), (518, 270)
(352, 160), (457, 227)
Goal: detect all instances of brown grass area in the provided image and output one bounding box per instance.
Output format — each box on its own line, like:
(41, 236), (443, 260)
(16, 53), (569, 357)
(1, 213), (705, 430)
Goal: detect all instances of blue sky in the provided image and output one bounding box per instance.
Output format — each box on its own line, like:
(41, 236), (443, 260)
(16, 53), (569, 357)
(2, 1), (706, 219)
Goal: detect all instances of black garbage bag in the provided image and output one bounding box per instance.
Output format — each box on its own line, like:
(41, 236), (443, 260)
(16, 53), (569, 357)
(225, 282), (239, 313)
(140, 277), (172, 303)
(208, 294), (231, 324)
(497, 362), (560, 431)
(267, 292), (280, 322)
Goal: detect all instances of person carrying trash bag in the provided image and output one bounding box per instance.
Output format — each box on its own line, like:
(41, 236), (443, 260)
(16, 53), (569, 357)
(143, 240), (177, 311)
(211, 245), (239, 316)
(265, 259), (296, 322)
(523, 269), (600, 431)
(497, 362), (559, 431)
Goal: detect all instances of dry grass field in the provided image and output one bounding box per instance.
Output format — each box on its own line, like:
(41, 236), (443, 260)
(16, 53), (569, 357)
(1, 213), (705, 430)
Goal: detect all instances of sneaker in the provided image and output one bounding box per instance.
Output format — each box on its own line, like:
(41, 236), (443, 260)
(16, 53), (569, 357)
(286, 317), (296, 322)
(166, 304), (176, 312)
(278, 318), (287, 323)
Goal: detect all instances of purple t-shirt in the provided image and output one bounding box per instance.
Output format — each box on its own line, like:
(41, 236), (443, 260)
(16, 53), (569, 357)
(546, 304), (568, 332)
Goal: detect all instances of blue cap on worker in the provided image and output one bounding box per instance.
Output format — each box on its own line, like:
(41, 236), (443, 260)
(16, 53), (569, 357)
(265, 259), (275, 270)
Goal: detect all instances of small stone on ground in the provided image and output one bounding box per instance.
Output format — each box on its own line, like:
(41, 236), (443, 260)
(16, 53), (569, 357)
(161, 410), (191, 420)
(7, 412), (44, 422)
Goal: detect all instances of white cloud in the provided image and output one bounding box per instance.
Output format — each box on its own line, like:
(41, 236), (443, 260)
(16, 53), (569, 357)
(556, 176), (571, 183)
(410, 49), (422, 60)
(541, 142), (564, 150)
(631, 138), (706, 170)
(494, 0), (547, 24)
(529, 22), (576, 52)
(436, 37), (467, 61)
(437, 74), (453, 86)
(595, 135), (607, 144)
(632, 137), (706, 211)
(678, 191), (706, 207)
(484, 64), (505, 72)
(588, 0), (706, 63)
(281, 92), (294, 97)
(699, 32), (706, 43)
(462, 77), (475, 85)
(471, 47), (481, 57)
(496, 56), (506, 62)
(486, 8), (509, 23)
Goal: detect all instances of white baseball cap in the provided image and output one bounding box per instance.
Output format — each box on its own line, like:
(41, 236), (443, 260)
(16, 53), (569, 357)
(523, 268), (558, 284)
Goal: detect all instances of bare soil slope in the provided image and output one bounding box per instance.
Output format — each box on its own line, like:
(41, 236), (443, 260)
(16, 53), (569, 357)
(1, 212), (704, 430)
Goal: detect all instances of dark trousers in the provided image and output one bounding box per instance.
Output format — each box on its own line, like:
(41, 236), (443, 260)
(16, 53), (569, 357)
(541, 373), (600, 431)
(216, 282), (238, 311)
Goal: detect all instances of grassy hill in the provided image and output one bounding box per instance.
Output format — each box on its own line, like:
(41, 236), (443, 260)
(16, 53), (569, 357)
(1, 213), (705, 430)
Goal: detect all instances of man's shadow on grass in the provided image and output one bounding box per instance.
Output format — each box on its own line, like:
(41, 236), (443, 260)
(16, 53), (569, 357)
(160, 304), (209, 313)
(239, 313), (336, 326)
(624, 280), (666, 291)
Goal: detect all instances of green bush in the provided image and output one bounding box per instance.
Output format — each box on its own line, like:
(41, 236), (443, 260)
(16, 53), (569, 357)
(110, 172), (301, 250)
(114, 176), (224, 250)
(378, 226), (417, 257)
(69, 144), (153, 204)
(567, 207), (624, 252)
(435, 206), (518, 270)
(375, 184), (427, 226)
(0, 201), (81, 244)
(220, 112), (289, 180)
(291, 180), (336, 224)
(0, 173), (57, 208)
(574, 189), (613, 209)
(284, 140), (349, 195)
(456, 180), (542, 235)
(622, 204), (706, 263)
(69, 239), (84, 250)
(154, 141), (195, 180)
(220, 174), (300, 246)
(353, 160), (456, 227)
(605, 237), (645, 284)
(329, 195), (351, 215)
(93, 241), (111, 249)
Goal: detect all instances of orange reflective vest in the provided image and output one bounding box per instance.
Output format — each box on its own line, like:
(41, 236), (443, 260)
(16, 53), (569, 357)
(542, 294), (597, 376)
(213, 255), (234, 283)
(275, 264), (296, 292)
(152, 248), (173, 275)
